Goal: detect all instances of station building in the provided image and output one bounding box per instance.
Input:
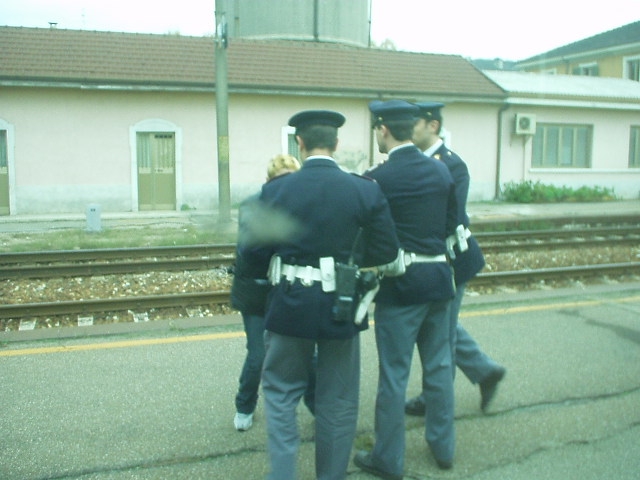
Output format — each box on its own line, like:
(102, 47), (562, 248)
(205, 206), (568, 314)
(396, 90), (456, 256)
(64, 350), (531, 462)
(1, 21), (639, 216)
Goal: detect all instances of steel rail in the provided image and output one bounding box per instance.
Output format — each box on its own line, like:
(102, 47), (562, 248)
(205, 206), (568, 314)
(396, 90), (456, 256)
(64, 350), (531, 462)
(0, 257), (233, 280)
(1, 263), (639, 320)
(1, 227), (638, 280)
(475, 225), (640, 242)
(0, 244), (236, 265)
(469, 262), (640, 287)
(471, 213), (640, 231)
(480, 235), (640, 254)
(0, 291), (230, 319)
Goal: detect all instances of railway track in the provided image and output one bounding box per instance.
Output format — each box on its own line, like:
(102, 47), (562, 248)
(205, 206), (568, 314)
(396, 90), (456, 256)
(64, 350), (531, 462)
(1, 226), (639, 280)
(1, 221), (639, 325)
(1, 263), (638, 322)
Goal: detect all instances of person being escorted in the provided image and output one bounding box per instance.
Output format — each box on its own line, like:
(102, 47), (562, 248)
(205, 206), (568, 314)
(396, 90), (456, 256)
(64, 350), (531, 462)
(405, 102), (506, 416)
(230, 154), (316, 432)
(243, 109), (404, 480)
(354, 100), (458, 478)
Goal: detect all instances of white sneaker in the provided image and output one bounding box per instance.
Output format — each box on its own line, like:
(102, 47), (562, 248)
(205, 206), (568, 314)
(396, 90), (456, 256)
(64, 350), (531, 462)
(234, 412), (254, 431)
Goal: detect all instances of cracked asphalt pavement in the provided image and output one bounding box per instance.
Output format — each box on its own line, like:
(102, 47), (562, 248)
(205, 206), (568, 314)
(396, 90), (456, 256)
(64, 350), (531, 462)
(1, 282), (639, 479)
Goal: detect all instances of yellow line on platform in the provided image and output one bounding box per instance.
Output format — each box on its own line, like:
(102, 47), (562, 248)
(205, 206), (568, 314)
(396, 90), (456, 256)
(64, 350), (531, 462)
(2, 295), (639, 358)
(0, 331), (244, 357)
(460, 295), (640, 318)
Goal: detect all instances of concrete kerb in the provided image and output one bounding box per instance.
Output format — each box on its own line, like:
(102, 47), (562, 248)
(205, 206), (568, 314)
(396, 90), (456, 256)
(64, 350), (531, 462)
(3, 282), (639, 345)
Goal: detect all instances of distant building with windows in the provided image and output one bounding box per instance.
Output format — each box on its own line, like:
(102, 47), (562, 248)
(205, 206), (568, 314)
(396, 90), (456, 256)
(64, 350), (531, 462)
(516, 21), (640, 81)
(484, 70), (640, 196)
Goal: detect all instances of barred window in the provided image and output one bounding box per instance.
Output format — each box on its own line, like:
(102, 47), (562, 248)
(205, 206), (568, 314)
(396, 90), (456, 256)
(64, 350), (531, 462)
(136, 132), (175, 171)
(532, 124), (592, 168)
(630, 127), (640, 168)
(573, 63), (599, 76)
(282, 126), (300, 160)
(0, 130), (7, 171)
(287, 132), (300, 159)
(624, 56), (640, 81)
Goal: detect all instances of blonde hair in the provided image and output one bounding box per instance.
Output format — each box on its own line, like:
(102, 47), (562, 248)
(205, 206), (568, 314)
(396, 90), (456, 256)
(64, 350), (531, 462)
(266, 154), (301, 180)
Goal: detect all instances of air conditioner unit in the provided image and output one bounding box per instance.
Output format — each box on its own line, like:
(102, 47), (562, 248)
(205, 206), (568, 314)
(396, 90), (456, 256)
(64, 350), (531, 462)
(515, 113), (536, 135)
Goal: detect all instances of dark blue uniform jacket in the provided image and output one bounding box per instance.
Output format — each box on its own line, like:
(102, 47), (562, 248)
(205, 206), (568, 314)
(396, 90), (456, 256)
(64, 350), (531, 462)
(433, 143), (485, 286)
(366, 144), (457, 304)
(243, 157), (400, 340)
(230, 193), (272, 315)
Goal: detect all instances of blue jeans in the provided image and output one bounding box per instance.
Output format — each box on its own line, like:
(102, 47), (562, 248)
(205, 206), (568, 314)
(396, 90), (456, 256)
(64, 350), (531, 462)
(235, 313), (266, 414)
(235, 313), (317, 415)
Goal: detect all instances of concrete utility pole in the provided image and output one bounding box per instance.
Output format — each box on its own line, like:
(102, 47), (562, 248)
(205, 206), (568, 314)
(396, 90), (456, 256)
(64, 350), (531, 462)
(215, 1), (231, 223)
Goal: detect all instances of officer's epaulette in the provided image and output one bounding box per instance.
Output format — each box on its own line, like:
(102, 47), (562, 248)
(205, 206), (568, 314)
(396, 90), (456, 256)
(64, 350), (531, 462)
(364, 160), (385, 174)
(350, 172), (376, 181)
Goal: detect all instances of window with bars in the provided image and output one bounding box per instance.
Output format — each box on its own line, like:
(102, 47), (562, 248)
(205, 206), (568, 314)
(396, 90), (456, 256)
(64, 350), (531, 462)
(282, 126), (300, 159)
(136, 132), (175, 171)
(630, 127), (640, 168)
(532, 124), (592, 168)
(0, 130), (7, 172)
(572, 63), (599, 76)
(624, 56), (640, 81)
(287, 132), (300, 159)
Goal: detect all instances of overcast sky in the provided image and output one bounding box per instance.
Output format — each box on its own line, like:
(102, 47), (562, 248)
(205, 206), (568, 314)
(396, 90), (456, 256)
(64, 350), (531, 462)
(2, 0), (639, 60)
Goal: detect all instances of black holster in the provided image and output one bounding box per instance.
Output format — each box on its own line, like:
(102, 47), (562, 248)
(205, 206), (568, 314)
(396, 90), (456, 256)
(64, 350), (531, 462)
(333, 262), (359, 323)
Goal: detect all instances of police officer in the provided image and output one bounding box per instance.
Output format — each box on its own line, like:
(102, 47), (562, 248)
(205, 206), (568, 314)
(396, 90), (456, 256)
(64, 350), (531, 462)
(353, 100), (458, 477)
(243, 110), (403, 480)
(407, 102), (506, 415)
(231, 154), (315, 432)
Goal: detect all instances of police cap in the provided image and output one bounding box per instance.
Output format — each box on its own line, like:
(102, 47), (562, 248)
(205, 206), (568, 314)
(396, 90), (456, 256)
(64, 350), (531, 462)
(288, 110), (346, 131)
(369, 100), (420, 126)
(414, 101), (444, 122)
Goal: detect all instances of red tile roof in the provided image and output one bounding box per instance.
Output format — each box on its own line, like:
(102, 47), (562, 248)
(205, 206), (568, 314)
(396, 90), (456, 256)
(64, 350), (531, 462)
(0, 26), (505, 99)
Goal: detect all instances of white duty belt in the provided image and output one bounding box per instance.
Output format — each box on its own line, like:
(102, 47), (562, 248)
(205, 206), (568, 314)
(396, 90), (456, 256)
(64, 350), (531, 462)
(281, 264), (322, 284)
(404, 252), (448, 266)
(446, 225), (472, 260)
(268, 255), (336, 291)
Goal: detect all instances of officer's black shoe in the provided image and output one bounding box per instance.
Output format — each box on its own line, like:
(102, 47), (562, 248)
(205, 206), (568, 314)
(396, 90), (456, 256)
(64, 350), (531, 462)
(480, 365), (506, 412)
(353, 451), (403, 480)
(404, 395), (426, 416)
(436, 458), (453, 470)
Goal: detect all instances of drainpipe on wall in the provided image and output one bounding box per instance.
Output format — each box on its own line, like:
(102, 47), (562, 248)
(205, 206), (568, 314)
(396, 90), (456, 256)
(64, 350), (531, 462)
(313, 0), (319, 41)
(495, 102), (510, 200)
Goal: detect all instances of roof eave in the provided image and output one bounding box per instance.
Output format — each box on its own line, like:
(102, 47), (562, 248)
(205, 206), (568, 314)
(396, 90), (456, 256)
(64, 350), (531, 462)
(1, 78), (507, 102)
(517, 42), (640, 69)
(504, 95), (640, 110)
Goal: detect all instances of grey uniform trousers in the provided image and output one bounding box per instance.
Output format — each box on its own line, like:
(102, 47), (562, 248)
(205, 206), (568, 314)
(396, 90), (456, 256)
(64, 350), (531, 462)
(452, 284), (502, 383)
(372, 300), (455, 475)
(262, 331), (360, 480)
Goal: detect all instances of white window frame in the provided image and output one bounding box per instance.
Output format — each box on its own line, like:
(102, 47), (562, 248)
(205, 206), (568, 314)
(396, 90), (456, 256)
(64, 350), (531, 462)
(282, 126), (299, 159)
(0, 118), (16, 214)
(532, 123), (593, 168)
(623, 54), (640, 81)
(630, 126), (640, 168)
(440, 127), (452, 148)
(577, 62), (598, 76)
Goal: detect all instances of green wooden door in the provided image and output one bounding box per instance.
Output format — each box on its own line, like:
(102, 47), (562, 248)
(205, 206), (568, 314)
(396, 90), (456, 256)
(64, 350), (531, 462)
(137, 132), (176, 211)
